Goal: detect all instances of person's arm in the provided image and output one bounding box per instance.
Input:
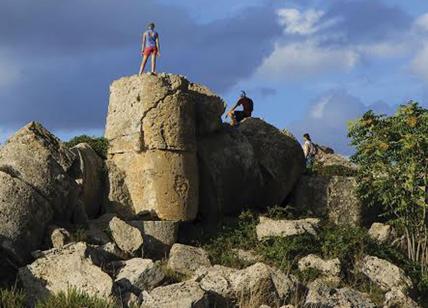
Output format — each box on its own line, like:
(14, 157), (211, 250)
(142, 33), (146, 51)
(156, 34), (160, 56)
(226, 101), (240, 118)
(303, 142), (309, 158)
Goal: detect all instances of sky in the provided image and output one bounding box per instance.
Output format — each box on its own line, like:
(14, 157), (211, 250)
(1, 0), (428, 154)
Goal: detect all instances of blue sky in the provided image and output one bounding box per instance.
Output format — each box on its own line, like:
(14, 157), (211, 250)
(1, 0), (428, 154)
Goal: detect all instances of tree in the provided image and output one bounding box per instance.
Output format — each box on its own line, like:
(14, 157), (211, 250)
(64, 135), (109, 159)
(348, 102), (428, 271)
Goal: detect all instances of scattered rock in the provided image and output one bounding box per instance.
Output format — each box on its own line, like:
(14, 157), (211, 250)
(122, 292), (140, 308)
(115, 258), (165, 293)
(49, 226), (71, 249)
(298, 254), (341, 276)
(256, 216), (320, 240)
(383, 288), (420, 308)
(305, 277), (375, 307)
(141, 280), (208, 308)
(109, 217), (144, 255)
(89, 242), (128, 265)
(368, 223), (394, 244)
(359, 255), (413, 292)
(168, 244), (211, 275)
(86, 213), (116, 245)
(129, 220), (179, 259)
(70, 143), (105, 218)
(18, 242), (112, 302)
(232, 249), (263, 264)
(292, 175), (363, 226)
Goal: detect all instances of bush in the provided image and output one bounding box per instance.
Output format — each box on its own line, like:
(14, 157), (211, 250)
(0, 288), (26, 308)
(64, 135), (109, 159)
(35, 288), (115, 308)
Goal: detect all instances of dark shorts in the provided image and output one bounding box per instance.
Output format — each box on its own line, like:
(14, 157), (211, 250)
(143, 47), (157, 56)
(233, 111), (251, 123)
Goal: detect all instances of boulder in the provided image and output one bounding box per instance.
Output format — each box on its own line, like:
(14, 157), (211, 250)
(141, 281), (208, 308)
(86, 213), (116, 245)
(18, 242), (113, 302)
(105, 74), (217, 221)
(232, 249), (263, 264)
(109, 217), (144, 255)
(0, 171), (52, 264)
(198, 120), (304, 219)
(168, 244), (211, 275)
(129, 220), (179, 259)
(359, 255), (413, 292)
(115, 258), (165, 293)
(193, 265), (238, 302)
(368, 223), (394, 244)
(48, 226), (71, 249)
(298, 254), (341, 276)
(0, 122), (82, 263)
(305, 277), (375, 308)
(70, 143), (105, 218)
(292, 175), (363, 226)
(383, 288), (420, 308)
(256, 217), (320, 241)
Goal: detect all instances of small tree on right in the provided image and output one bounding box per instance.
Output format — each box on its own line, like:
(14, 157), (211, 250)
(348, 102), (428, 272)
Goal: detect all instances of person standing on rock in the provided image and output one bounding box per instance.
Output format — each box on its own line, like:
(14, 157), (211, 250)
(303, 133), (317, 169)
(139, 23), (160, 75)
(226, 91), (254, 126)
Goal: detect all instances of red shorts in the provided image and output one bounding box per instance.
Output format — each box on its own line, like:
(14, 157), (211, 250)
(143, 47), (157, 56)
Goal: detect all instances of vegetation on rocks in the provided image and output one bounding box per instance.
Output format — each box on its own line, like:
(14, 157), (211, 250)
(64, 135), (109, 159)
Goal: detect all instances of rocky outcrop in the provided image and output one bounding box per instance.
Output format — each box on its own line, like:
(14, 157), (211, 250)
(359, 255), (413, 292)
(168, 244), (211, 275)
(70, 143), (105, 218)
(298, 254), (341, 276)
(256, 216), (320, 240)
(383, 288), (420, 308)
(292, 175), (363, 226)
(105, 74), (222, 220)
(105, 74), (303, 221)
(18, 242), (113, 302)
(0, 122), (83, 264)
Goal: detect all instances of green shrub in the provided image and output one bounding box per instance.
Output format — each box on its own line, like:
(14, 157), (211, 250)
(64, 135), (109, 159)
(35, 288), (115, 308)
(0, 287), (26, 308)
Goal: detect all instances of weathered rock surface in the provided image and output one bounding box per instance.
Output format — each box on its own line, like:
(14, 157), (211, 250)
(141, 280), (208, 308)
(305, 277), (375, 308)
(359, 255), (413, 292)
(292, 175), (363, 226)
(109, 217), (144, 255)
(129, 220), (179, 259)
(18, 242), (112, 302)
(298, 254), (341, 276)
(368, 223), (394, 244)
(168, 244), (211, 275)
(193, 265), (238, 301)
(115, 258), (164, 293)
(70, 143), (105, 218)
(314, 145), (357, 170)
(383, 288), (420, 308)
(256, 216), (320, 240)
(0, 122), (82, 264)
(233, 249), (263, 264)
(105, 74), (219, 220)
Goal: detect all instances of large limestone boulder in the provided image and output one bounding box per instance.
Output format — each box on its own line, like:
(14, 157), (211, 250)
(358, 255), (413, 292)
(198, 120), (304, 219)
(105, 74), (223, 220)
(18, 242), (113, 302)
(109, 217), (144, 255)
(70, 143), (105, 218)
(0, 122), (82, 264)
(292, 175), (363, 226)
(168, 244), (211, 275)
(256, 216), (320, 240)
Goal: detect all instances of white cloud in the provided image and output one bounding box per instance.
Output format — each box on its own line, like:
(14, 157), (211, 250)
(256, 41), (359, 80)
(410, 44), (428, 83)
(414, 13), (428, 32)
(277, 8), (325, 35)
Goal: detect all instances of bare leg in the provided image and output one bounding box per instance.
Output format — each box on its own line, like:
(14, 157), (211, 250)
(151, 53), (157, 73)
(228, 111), (238, 126)
(139, 55), (149, 75)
